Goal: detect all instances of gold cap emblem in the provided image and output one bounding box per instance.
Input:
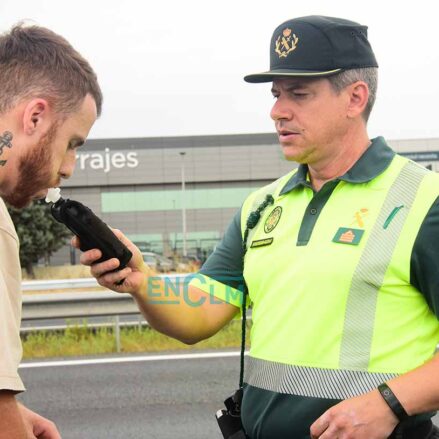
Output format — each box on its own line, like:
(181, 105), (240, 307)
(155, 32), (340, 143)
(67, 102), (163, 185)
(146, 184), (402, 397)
(275, 27), (299, 58)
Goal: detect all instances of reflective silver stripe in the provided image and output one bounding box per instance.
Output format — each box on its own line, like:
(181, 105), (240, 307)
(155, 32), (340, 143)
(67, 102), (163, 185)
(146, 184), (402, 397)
(339, 161), (428, 369)
(244, 356), (398, 399)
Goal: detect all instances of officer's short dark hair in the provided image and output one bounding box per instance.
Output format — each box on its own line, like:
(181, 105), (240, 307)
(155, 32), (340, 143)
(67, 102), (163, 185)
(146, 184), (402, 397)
(0, 24), (102, 117)
(327, 67), (378, 122)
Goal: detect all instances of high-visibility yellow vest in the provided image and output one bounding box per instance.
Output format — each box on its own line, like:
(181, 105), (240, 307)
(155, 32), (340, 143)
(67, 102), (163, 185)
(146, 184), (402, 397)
(240, 154), (439, 400)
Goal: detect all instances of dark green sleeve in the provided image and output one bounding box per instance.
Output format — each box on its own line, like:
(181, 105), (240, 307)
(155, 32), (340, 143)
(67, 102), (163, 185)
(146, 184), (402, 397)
(199, 208), (244, 291)
(410, 196), (439, 317)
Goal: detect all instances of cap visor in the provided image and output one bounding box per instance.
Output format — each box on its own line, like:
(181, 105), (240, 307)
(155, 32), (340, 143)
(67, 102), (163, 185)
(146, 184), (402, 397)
(244, 68), (342, 83)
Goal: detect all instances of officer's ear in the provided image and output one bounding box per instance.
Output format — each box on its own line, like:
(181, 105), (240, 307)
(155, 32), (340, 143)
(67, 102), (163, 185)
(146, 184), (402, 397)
(22, 98), (52, 136)
(346, 81), (369, 120)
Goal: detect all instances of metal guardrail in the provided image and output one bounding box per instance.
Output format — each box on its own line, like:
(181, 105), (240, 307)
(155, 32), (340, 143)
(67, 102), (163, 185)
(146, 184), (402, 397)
(22, 291), (139, 320)
(22, 273), (188, 321)
(22, 273), (184, 291)
(22, 277), (100, 291)
(21, 291), (141, 353)
(21, 274), (188, 352)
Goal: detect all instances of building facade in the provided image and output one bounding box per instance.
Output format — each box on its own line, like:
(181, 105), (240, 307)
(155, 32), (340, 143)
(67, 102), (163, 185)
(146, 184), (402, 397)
(51, 134), (439, 265)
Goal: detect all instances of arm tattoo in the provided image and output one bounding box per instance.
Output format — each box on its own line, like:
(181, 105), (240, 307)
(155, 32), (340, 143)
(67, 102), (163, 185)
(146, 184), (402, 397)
(0, 131), (13, 166)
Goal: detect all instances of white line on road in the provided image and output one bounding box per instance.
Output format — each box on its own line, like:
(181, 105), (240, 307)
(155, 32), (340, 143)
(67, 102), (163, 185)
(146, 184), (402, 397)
(19, 351), (248, 369)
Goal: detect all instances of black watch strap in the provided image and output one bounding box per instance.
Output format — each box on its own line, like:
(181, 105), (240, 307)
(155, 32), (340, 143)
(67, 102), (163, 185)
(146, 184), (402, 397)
(378, 383), (409, 422)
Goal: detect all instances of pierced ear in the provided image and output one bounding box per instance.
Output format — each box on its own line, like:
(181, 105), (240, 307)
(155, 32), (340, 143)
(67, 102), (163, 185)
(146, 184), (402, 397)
(23, 99), (50, 135)
(347, 82), (369, 119)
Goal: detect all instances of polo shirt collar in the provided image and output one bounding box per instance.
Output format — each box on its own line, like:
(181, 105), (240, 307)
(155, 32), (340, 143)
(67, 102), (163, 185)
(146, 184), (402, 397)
(279, 136), (395, 196)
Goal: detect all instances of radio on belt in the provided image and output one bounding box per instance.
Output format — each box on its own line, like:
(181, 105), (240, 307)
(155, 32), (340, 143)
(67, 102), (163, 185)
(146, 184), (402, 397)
(45, 188), (132, 269)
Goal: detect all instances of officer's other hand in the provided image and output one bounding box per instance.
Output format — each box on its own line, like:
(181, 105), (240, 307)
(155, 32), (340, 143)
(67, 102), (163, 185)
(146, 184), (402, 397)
(309, 390), (399, 438)
(72, 229), (151, 298)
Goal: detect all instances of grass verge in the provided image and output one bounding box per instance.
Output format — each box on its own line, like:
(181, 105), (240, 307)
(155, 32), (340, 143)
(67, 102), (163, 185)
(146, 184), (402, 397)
(22, 320), (251, 359)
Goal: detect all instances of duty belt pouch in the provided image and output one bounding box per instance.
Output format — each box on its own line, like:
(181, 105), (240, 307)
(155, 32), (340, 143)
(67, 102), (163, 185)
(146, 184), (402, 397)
(215, 388), (247, 439)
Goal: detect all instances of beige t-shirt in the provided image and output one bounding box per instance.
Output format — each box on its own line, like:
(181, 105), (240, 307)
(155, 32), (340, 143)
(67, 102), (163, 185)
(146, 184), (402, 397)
(0, 198), (25, 392)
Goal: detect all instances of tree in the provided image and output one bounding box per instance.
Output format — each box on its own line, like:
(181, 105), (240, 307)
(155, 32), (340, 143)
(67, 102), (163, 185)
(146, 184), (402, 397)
(7, 201), (71, 277)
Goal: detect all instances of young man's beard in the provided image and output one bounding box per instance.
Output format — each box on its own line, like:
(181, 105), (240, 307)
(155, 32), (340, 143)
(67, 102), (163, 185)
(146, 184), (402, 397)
(5, 124), (58, 209)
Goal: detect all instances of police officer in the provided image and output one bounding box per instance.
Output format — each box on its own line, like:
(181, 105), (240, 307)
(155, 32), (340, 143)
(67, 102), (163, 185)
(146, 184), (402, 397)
(81, 15), (439, 439)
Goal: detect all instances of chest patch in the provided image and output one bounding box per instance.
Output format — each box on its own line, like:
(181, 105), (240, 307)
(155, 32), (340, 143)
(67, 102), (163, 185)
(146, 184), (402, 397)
(332, 227), (364, 245)
(264, 206), (282, 233)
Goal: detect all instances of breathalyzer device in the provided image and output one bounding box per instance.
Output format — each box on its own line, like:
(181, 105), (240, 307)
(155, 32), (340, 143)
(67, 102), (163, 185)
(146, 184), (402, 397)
(45, 188), (132, 269)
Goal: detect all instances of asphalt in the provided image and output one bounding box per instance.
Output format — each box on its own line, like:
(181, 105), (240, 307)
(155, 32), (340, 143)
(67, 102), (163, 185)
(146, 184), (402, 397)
(17, 352), (439, 439)
(18, 352), (239, 439)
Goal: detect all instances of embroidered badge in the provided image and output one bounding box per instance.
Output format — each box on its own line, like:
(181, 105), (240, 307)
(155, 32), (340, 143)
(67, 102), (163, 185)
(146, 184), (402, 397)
(333, 227), (365, 245)
(275, 28), (299, 58)
(251, 238), (274, 248)
(351, 208), (369, 228)
(264, 206), (282, 233)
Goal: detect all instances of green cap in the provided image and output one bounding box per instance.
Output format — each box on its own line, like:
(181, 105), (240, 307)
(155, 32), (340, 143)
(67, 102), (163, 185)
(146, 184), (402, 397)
(244, 15), (378, 83)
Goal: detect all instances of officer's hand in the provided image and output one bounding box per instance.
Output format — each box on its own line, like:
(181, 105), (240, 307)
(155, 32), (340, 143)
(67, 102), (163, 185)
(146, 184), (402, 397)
(310, 390), (399, 439)
(72, 229), (152, 298)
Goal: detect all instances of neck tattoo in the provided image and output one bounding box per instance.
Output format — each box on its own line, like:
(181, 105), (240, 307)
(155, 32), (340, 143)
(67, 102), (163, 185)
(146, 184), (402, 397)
(0, 131), (13, 166)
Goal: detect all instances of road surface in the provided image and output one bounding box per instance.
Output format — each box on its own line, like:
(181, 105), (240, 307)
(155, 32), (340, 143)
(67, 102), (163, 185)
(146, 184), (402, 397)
(18, 351), (439, 439)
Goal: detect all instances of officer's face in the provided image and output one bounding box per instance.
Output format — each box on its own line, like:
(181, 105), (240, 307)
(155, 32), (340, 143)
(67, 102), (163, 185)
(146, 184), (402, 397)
(270, 77), (351, 164)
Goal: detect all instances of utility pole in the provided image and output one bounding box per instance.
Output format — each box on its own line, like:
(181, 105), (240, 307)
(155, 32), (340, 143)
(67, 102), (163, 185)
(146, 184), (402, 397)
(180, 151), (187, 257)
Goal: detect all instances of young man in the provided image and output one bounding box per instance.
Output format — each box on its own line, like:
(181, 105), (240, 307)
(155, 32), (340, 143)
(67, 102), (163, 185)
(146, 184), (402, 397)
(0, 24), (102, 438)
(80, 16), (439, 439)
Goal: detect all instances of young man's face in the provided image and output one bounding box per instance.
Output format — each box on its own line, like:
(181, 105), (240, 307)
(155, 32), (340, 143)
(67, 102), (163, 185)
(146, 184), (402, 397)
(4, 94), (97, 208)
(270, 77), (351, 165)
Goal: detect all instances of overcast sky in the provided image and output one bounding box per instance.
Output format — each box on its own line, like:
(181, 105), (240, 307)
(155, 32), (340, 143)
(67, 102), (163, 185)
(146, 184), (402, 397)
(1, 0), (438, 141)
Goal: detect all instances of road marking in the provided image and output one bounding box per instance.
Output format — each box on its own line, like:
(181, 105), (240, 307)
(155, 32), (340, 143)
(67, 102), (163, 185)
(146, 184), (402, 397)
(19, 351), (248, 369)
